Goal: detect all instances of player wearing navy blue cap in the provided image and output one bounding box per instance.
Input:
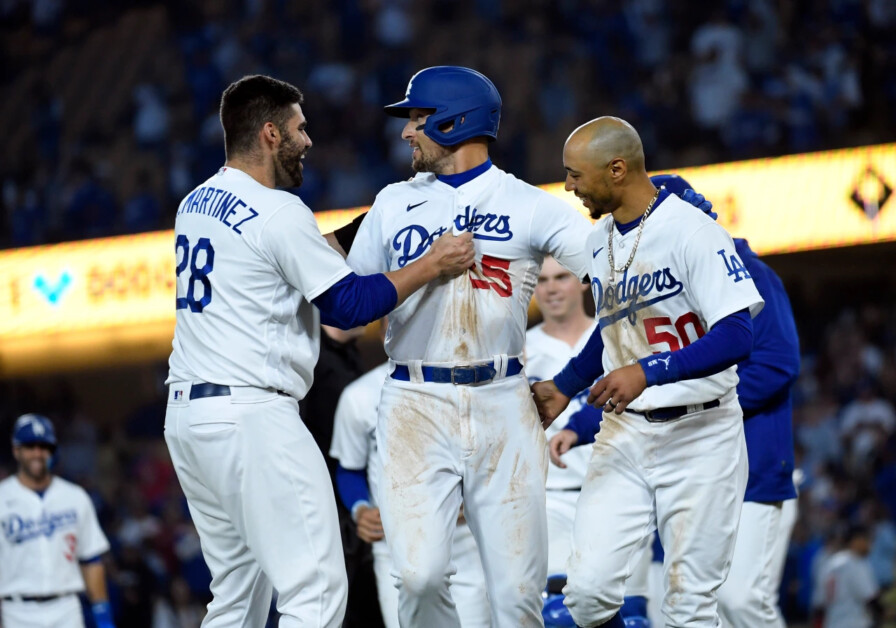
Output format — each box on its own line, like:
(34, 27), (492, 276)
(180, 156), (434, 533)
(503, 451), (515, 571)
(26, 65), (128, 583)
(0, 414), (115, 628)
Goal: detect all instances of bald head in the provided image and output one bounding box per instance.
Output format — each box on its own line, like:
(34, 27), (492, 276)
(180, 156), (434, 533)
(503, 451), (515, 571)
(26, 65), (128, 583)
(563, 117), (654, 220)
(565, 117), (645, 173)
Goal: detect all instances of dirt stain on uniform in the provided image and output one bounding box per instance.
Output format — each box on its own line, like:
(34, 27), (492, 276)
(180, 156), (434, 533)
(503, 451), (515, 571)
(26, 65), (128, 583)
(388, 396), (435, 490)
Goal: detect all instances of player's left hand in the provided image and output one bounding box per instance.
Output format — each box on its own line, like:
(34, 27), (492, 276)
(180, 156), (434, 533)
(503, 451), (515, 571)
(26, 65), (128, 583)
(587, 364), (647, 414)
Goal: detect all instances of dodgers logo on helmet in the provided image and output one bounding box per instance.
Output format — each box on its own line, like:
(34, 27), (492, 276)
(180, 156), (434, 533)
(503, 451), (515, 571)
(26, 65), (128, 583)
(384, 66), (502, 146)
(12, 413), (57, 449)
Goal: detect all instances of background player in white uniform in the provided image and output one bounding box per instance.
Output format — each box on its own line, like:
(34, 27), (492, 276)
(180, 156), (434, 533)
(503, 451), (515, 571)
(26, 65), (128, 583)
(651, 174), (801, 628)
(0, 414), (114, 628)
(811, 526), (881, 628)
(330, 353), (490, 628)
(525, 256), (594, 577)
(533, 117), (764, 628)
(347, 66), (592, 627)
(164, 75), (474, 628)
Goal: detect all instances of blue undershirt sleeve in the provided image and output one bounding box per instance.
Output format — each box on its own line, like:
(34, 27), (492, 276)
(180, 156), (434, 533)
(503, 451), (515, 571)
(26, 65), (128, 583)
(335, 464), (371, 512)
(639, 309), (753, 387)
(564, 403), (604, 446)
(553, 325), (606, 398)
(312, 272), (398, 330)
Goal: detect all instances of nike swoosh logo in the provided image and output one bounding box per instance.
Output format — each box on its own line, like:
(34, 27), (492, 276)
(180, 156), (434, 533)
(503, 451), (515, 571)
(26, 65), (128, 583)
(406, 201), (428, 211)
(592, 247), (604, 258)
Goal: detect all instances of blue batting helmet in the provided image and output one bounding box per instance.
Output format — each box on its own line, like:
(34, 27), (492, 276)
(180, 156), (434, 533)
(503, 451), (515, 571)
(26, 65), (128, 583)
(384, 66), (502, 146)
(543, 574), (576, 627)
(12, 413), (57, 450)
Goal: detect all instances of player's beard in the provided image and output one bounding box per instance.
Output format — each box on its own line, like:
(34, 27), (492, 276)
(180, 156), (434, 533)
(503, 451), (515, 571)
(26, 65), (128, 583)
(273, 133), (306, 188)
(411, 142), (453, 174)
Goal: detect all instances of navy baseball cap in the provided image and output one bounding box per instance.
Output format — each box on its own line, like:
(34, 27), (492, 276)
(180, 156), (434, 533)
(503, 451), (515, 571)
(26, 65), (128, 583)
(12, 414), (57, 450)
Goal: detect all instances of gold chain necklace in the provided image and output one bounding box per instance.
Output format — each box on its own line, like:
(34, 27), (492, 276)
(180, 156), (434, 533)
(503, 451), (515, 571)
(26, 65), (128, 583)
(607, 186), (662, 284)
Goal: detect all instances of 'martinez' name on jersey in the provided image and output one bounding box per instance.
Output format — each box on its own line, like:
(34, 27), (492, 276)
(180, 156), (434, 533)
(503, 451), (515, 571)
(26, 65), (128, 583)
(2, 509), (78, 544)
(176, 184), (260, 235)
(586, 193), (763, 410)
(347, 165), (590, 363)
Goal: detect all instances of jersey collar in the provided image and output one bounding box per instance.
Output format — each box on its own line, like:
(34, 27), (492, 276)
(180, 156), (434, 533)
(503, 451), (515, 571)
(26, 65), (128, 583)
(435, 158), (493, 188)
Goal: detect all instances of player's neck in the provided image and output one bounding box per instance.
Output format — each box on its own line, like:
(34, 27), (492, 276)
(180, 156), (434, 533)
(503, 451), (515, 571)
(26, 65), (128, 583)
(17, 471), (52, 492)
(224, 158), (275, 188)
(612, 181), (659, 224)
(440, 143), (490, 175)
(542, 312), (593, 348)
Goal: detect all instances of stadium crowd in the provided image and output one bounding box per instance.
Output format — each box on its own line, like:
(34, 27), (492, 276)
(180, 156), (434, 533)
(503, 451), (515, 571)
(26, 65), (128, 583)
(1, 0), (895, 247)
(1, 1), (895, 626)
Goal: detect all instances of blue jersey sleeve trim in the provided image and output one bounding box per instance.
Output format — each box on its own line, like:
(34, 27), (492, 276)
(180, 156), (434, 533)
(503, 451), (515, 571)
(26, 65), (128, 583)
(79, 554), (104, 565)
(639, 309), (753, 387)
(312, 272), (397, 330)
(553, 324), (606, 398)
(335, 464), (371, 512)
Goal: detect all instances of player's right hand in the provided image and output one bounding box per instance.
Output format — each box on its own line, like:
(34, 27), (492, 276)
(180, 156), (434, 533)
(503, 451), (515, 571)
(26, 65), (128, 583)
(428, 231), (475, 278)
(549, 429), (579, 468)
(355, 505), (385, 543)
(531, 380), (571, 429)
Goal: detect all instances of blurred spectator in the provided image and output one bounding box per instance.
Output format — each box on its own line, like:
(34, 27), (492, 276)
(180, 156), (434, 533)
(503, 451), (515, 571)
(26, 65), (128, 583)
(811, 525), (881, 628)
(122, 169), (162, 233)
(61, 159), (118, 240)
(133, 83), (170, 152)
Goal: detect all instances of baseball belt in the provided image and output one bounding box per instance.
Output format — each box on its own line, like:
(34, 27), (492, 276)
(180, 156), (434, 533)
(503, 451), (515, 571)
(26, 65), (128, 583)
(186, 383), (290, 400)
(390, 357), (523, 385)
(629, 399), (720, 422)
(2, 593), (72, 602)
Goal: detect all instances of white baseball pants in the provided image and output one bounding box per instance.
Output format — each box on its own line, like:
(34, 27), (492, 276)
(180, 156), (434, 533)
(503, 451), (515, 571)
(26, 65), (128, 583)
(372, 521), (491, 628)
(0, 594), (83, 628)
(375, 373), (549, 628)
(563, 393), (748, 628)
(718, 498), (798, 628)
(165, 384), (347, 627)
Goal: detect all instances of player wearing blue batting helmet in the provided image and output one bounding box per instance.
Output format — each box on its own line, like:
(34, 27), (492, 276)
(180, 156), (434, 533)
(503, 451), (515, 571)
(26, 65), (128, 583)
(12, 413), (57, 450)
(384, 66), (502, 146)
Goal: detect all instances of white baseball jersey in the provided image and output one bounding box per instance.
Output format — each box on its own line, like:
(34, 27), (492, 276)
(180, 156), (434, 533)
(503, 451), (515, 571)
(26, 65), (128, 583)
(166, 166), (352, 399)
(813, 549), (879, 628)
(585, 193), (764, 408)
(0, 476), (109, 596)
(330, 362), (391, 502)
(525, 322), (596, 489)
(347, 165), (591, 363)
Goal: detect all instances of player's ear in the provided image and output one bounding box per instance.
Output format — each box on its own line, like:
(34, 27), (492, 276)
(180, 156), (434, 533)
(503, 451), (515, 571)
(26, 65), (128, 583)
(607, 157), (626, 181)
(261, 122), (279, 149)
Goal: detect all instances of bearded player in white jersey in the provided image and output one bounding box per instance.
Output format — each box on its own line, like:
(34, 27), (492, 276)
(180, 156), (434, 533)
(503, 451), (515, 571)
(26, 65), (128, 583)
(164, 74), (474, 628)
(346, 66), (593, 627)
(533, 117), (764, 628)
(0, 414), (115, 628)
(329, 349), (490, 628)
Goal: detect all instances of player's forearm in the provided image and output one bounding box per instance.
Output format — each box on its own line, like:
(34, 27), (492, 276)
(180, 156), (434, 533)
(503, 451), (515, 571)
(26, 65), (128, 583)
(565, 404), (603, 446)
(553, 325), (606, 398)
(384, 255), (441, 304)
(335, 464), (371, 512)
(639, 309), (753, 387)
(80, 561), (110, 603)
(313, 273), (398, 329)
